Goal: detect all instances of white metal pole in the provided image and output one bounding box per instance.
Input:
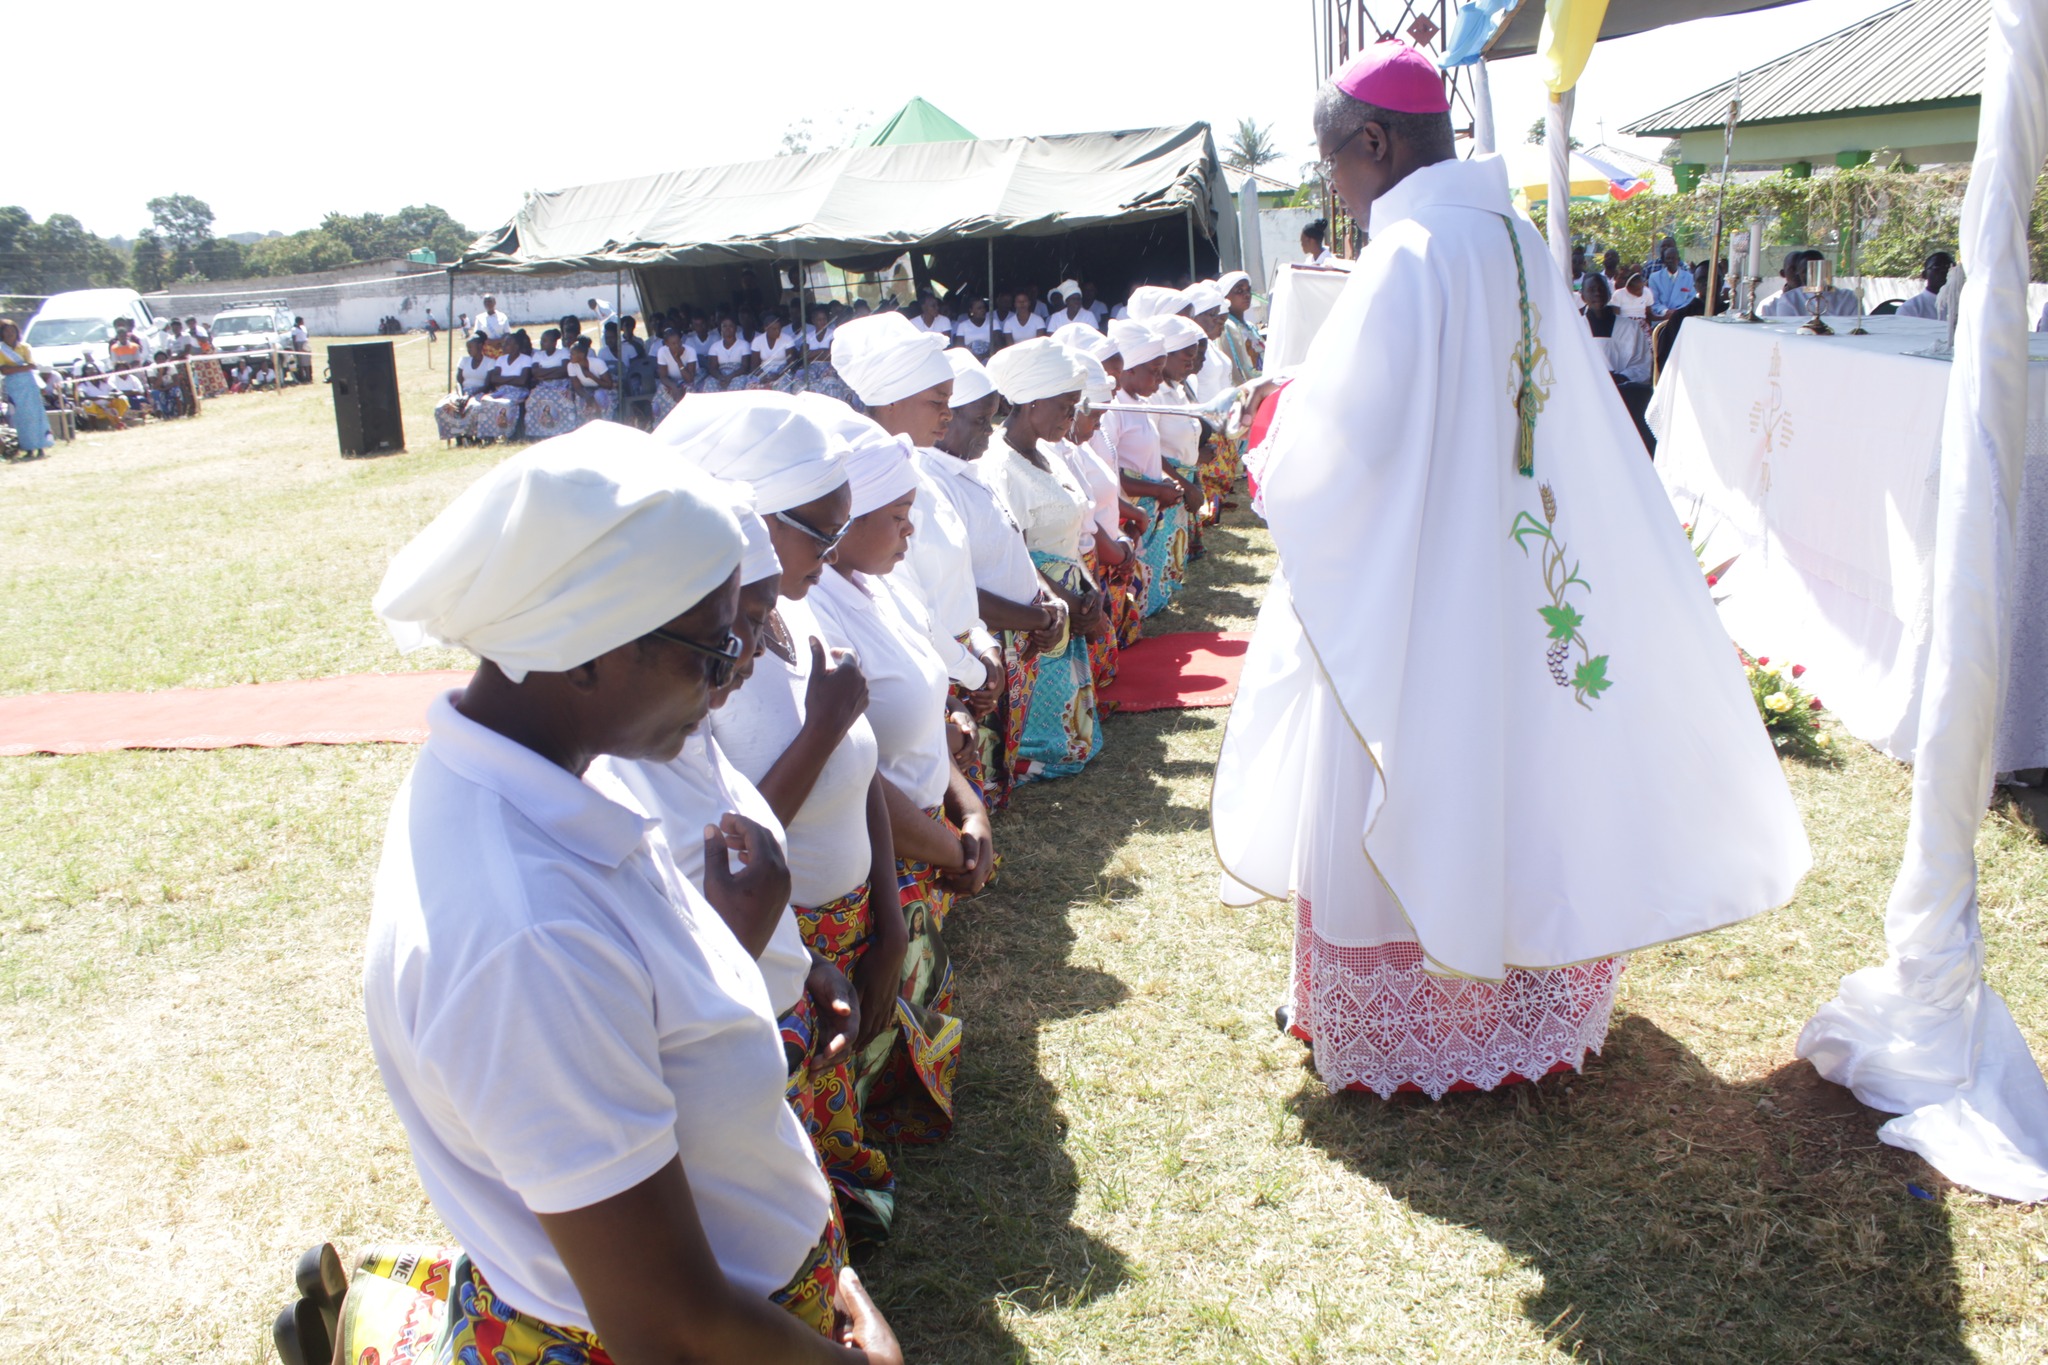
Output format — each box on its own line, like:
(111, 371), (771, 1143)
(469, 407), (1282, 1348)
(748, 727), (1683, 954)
(1546, 88), (1575, 282)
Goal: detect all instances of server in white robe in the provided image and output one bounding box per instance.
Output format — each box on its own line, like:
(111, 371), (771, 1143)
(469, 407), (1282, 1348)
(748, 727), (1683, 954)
(1213, 44), (1810, 1099)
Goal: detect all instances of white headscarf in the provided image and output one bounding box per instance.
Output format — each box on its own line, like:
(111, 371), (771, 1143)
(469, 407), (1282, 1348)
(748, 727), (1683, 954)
(1183, 282), (1227, 316)
(829, 313), (955, 408)
(986, 337), (1085, 405)
(716, 481), (782, 585)
(945, 348), (996, 407)
(1153, 314), (1206, 353)
(1055, 278), (1083, 301)
(1108, 318), (1165, 367)
(652, 391), (847, 514)
(1072, 351), (1115, 405)
(373, 421), (742, 683)
(1216, 270), (1251, 297)
(1127, 286), (1191, 320)
(790, 394), (920, 517)
(1053, 322), (1116, 364)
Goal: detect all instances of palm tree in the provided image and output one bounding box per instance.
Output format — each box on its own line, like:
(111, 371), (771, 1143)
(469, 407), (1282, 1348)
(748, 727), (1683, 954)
(1226, 118), (1283, 173)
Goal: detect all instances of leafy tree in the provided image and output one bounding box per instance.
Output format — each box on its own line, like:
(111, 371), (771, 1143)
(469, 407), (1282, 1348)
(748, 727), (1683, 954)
(1526, 118), (1582, 151)
(188, 237), (247, 280)
(146, 194), (216, 252)
(130, 231), (167, 291)
(35, 215), (128, 290)
(0, 205), (35, 292)
(1226, 118), (1283, 173)
(318, 204), (472, 264)
(247, 229), (354, 277)
(777, 118), (814, 157)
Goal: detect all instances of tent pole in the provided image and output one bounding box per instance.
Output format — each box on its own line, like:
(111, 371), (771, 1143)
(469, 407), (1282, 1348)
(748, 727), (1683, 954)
(986, 238), (995, 308)
(614, 270), (624, 422)
(446, 269), (455, 391)
(1546, 89), (1574, 282)
(1187, 211), (1197, 281)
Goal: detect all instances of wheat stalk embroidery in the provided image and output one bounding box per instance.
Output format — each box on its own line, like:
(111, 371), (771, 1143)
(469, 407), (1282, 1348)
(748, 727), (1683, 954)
(1510, 482), (1612, 709)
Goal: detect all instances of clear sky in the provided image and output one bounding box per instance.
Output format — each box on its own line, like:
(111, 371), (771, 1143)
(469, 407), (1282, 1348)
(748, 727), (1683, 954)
(14, 0), (1900, 242)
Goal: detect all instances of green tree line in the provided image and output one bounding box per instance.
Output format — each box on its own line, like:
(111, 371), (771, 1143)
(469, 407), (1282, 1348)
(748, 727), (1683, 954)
(1529, 161), (2048, 282)
(0, 195), (473, 295)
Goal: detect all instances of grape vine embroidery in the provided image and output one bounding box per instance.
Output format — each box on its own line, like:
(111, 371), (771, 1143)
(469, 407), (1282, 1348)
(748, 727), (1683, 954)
(1510, 482), (1612, 709)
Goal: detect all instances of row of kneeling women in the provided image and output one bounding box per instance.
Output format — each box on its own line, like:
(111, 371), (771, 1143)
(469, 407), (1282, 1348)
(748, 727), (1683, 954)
(346, 309), (1244, 1361)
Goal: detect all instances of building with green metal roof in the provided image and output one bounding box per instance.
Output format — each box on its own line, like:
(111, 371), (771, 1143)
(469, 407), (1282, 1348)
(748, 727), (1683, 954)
(1623, 0), (1985, 182)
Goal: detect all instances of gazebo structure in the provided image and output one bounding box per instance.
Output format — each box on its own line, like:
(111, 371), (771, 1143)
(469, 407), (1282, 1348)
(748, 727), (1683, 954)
(1624, 0), (1988, 186)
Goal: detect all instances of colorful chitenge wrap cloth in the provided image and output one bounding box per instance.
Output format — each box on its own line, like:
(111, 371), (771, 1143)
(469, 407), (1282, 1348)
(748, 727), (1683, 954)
(995, 629), (1042, 795)
(1014, 552), (1105, 781)
(856, 821), (961, 1148)
(1133, 490), (1189, 618)
(1198, 429), (1242, 526)
(334, 1220), (847, 1362)
(780, 880), (897, 1240)
(1080, 548), (1123, 699)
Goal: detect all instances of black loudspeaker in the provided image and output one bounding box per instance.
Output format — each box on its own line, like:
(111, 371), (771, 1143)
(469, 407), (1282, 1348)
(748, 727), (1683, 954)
(328, 341), (405, 457)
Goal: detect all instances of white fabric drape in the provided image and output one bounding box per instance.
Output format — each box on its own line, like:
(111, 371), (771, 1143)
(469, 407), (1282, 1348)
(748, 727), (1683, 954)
(1797, 0), (2048, 1204)
(1472, 59), (1497, 157)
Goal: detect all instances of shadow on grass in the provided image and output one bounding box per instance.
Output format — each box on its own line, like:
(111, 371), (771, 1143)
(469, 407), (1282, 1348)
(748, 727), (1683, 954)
(1292, 1015), (1973, 1364)
(875, 709), (1217, 1360)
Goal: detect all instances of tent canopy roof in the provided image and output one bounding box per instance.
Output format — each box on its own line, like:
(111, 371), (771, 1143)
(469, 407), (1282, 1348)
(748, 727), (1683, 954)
(1484, 0), (1804, 60)
(859, 97), (976, 146)
(1623, 0), (1987, 136)
(459, 123), (1224, 275)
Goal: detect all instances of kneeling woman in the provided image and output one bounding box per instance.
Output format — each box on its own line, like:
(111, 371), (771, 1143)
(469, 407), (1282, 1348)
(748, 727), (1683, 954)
(363, 422), (899, 1362)
(984, 339), (1107, 779)
(805, 411), (989, 1145)
(657, 393), (909, 1245)
(1105, 320), (1189, 616)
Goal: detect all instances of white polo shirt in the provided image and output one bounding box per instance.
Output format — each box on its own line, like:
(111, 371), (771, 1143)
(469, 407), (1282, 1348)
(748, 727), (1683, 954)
(363, 694), (830, 1333)
(810, 569), (953, 810)
(918, 446), (1040, 604)
(588, 730), (812, 1016)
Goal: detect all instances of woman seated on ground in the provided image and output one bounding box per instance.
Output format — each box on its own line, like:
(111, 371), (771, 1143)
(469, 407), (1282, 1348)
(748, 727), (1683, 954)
(654, 327), (696, 422)
(360, 422), (899, 1362)
(75, 365), (130, 429)
(566, 336), (614, 422)
(654, 392), (906, 1246)
(698, 318), (753, 393)
(802, 404), (987, 1151)
(1149, 316), (1211, 562)
(983, 340), (1107, 780)
(522, 328), (582, 439)
(467, 330), (532, 443)
(753, 316), (799, 390)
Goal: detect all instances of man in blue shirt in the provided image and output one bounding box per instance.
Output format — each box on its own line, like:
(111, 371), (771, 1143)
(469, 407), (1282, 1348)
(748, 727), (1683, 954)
(1647, 244), (1698, 317)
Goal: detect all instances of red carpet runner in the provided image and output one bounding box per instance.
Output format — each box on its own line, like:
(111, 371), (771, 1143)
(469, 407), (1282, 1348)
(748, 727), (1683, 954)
(0, 633), (1249, 756)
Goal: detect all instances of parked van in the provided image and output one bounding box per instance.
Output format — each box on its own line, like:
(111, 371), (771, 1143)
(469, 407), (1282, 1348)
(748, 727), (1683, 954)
(209, 300), (295, 356)
(21, 289), (165, 373)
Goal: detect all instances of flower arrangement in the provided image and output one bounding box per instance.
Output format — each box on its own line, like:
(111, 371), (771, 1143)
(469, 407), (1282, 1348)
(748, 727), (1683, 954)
(1737, 648), (1837, 762)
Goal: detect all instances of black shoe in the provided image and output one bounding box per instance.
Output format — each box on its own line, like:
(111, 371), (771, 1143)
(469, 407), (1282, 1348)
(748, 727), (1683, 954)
(271, 1298), (330, 1365)
(295, 1244), (346, 1342)
(1275, 1003), (1295, 1035)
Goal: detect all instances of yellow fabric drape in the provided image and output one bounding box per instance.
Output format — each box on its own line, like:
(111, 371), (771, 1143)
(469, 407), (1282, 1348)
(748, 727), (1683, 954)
(1537, 0), (1610, 95)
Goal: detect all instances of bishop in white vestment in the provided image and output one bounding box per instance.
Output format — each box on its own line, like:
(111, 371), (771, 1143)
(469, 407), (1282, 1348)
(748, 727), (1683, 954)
(1213, 44), (1811, 1098)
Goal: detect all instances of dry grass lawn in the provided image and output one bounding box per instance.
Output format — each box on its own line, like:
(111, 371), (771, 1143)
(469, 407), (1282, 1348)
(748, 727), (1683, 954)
(0, 356), (2043, 1363)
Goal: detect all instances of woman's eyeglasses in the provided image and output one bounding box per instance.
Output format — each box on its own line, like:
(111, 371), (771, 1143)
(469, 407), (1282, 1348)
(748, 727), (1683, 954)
(772, 509), (848, 556)
(643, 627), (746, 688)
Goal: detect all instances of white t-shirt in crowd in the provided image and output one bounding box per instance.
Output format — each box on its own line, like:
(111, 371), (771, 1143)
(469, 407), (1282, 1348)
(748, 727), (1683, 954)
(801, 324), (835, 352)
(1066, 431), (1127, 552)
(999, 312), (1047, 342)
(910, 314), (952, 337)
(1047, 307), (1098, 333)
(494, 353), (534, 384)
(917, 447), (1040, 604)
(587, 732), (812, 1016)
(752, 332), (798, 373)
(362, 694), (830, 1334)
(686, 330), (719, 361)
(809, 569), (953, 810)
(709, 595), (880, 907)
(657, 344), (693, 383)
(1613, 287), (1652, 321)
(568, 353), (609, 389)
(1896, 290), (1942, 320)
(708, 338), (750, 374)
(951, 316), (994, 353)
(476, 310), (512, 339)
(1086, 300), (1110, 327)
(1151, 384), (1201, 470)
